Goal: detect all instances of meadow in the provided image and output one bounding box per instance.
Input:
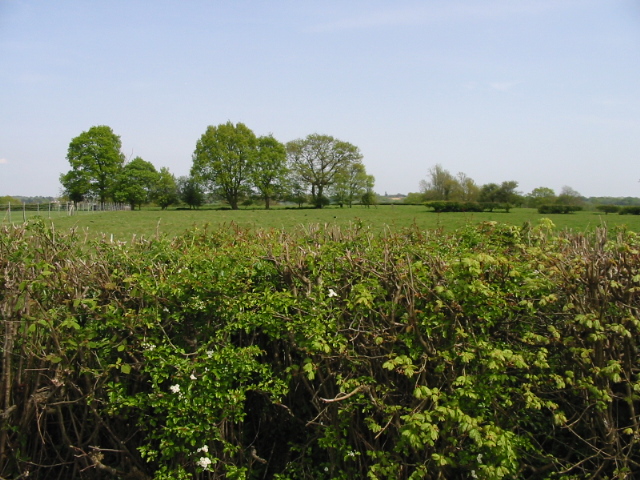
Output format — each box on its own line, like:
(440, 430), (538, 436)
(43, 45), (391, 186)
(23, 204), (640, 240)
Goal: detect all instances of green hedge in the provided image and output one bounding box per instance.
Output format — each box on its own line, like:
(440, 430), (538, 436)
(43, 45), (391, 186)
(1, 220), (639, 479)
(537, 204), (583, 214)
(425, 201), (511, 213)
(619, 206), (640, 215)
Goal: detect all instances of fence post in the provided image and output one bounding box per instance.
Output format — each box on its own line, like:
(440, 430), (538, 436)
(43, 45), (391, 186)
(22, 203), (26, 222)
(7, 203), (10, 223)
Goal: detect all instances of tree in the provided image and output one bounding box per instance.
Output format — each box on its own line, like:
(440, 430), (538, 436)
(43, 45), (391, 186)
(479, 181), (521, 205)
(0, 196), (20, 205)
(287, 134), (363, 208)
(456, 172), (480, 202)
(556, 186), (583, 206)
(191, 122), (257, 210)
(152, 167), (179, 210)
(419, 164), (459, 201)
(59, 169), (90, 205)
(113, 157), (159, 210)
(330, 161), (374, 208)
(177, 176), (205, 209)
(250, 135), (288, 209)
(62, 125), (125, 206)
(526, 187), (556, 208)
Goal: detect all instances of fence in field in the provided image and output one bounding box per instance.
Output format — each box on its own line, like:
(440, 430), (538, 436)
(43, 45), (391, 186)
(0, 202), (128, 224)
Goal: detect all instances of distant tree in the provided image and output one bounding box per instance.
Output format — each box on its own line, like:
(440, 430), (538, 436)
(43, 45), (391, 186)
(0, 195), (20, 205)
(152, 167), (179, 210)
(361, 190), (377, 208)
(59, 169), (90, 205)
(419, 164), (459, 201)
(526, 187), (556, 208)
(330, 161), (374, 207)
(556, 186), (583, 206)
(480, 181), (521, 205)
(283, 179), (308, 208)
(287, 134), (363, 208)
(250, 135), (288, 209)
(191, 122), (258, 210)
(403, 192), (428, 204)
(61, 125), (125, 206)
(177, 176), (205, 209)
(113, 157), (159, 210)
(456, 172), (480, 202)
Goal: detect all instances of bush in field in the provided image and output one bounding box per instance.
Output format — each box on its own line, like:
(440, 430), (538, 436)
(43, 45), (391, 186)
(425, 201), (511, 213)
(596, 205), (620, 215)
(2, 220), (640, 479)
(619, 206), (640, 215)
(538, 204), (582, 214)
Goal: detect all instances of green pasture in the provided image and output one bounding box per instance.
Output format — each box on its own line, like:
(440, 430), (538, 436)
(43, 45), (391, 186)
(19, 205), (640, 241)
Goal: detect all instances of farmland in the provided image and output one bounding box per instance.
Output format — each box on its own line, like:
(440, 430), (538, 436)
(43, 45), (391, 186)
(23, 205), (640, 241)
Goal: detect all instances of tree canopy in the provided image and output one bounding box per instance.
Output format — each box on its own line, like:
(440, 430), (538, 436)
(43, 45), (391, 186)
(191, 122), (258, 210)
(61, 125), (126, 205)
(250, 135), (288, 209)
(287, 134), (365, 208)
(113, 157), (159, 210)
(151, 167), (179, 210)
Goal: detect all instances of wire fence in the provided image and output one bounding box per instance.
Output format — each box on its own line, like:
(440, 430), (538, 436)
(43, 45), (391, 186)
(0, 202), (128, 224)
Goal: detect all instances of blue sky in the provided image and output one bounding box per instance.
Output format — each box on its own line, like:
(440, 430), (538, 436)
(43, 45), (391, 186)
(1, 0), (640, 198)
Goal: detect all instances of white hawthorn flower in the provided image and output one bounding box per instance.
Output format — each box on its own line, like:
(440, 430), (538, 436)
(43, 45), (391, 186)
(169, 384), (180, 394)
(197, 445), (209, 453)
(190, 373), (197, 380)
(328, 288), (338, 298)
(196, 456), (212, 470)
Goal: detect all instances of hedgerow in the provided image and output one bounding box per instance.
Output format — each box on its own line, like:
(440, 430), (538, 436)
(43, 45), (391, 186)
(1, 219), (639, 479)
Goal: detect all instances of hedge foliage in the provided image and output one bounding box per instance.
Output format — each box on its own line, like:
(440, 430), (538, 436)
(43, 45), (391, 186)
(619, 206), (640, 215)
(1, 220), (640, 479)
(537, 205), (582, 214)
(425, 201), (511, 213)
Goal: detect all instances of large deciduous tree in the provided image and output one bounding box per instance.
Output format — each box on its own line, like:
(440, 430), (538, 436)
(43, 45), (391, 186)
(250, 135), (288, 209)
(61, 125), (125, 206)
(287, 134), (363, 208)
(191, 122), (257, 210)
(113, 157), (159, 210)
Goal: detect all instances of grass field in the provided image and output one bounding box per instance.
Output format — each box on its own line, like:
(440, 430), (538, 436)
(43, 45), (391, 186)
(13, 205), (639, 241)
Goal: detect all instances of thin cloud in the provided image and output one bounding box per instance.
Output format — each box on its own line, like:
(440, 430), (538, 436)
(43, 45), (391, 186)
(0, 158), (8, 164)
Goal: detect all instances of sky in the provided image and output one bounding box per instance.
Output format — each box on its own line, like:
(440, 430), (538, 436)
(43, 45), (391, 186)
(1, 0), (640, 198)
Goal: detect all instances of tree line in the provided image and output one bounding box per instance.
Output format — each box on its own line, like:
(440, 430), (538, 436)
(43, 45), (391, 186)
(59, 124), (375, 210)
(404, 164), (586, 209)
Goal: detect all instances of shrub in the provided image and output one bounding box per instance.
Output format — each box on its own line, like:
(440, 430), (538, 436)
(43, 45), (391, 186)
(619, 206), (640, 215)
(2, 220), (640, 479)
(595, 205), (620, 215)
(538, 204), (582, 214)
(425, 201), (510, 213)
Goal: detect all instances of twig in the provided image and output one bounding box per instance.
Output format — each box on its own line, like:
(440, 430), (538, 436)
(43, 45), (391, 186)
(319, 385), (367, 403)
